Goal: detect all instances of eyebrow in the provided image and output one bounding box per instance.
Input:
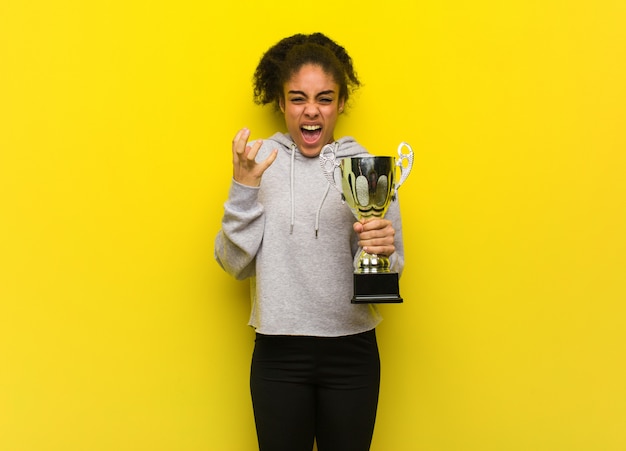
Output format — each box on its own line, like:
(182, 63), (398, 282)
(287, 90), (336, 97)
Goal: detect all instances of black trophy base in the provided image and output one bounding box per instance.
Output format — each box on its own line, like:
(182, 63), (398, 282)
(351, 272), (403, 304)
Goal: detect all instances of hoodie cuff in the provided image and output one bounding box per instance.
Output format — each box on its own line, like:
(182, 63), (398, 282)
(225, 179), (262, 212)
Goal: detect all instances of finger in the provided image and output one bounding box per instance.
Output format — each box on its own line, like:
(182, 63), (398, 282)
(358, 227), (395, 246)
(363, 244), (396, 257)
(359, 229), (395, 245)
(361, 235), (394, 247)
(358, 221), (393, 240)
(357, 218), (378, 232)
(244, 139), (263, 162)
(361, 218), (391, 232)
(257, 148), (278, 172)
(232, 128), (250, 156)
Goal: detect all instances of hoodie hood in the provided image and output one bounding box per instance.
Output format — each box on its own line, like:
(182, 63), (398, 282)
(268, 132), (368, 159)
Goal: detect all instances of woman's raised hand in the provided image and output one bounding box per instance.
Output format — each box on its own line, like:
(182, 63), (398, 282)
(232, 128), (278, 187)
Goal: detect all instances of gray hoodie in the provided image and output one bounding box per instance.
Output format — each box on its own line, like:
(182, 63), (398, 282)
(214, 132), (404, 336)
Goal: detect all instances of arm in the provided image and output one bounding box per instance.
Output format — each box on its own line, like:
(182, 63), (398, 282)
(214, 181), (264, 280)
(214, 128), (278, 280)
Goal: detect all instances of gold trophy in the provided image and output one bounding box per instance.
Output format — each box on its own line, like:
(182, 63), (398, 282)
(320, 142), (414, 303)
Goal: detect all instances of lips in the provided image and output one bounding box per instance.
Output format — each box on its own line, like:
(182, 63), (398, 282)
(301, 124), (322, 143)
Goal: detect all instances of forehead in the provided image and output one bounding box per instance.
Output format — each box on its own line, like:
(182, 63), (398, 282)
(285, 64), (338, 92)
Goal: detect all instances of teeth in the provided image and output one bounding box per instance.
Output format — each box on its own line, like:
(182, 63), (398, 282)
(302, 125), (321, 131)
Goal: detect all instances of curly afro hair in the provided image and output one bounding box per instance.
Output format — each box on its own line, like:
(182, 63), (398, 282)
(252, 33), (361, 110)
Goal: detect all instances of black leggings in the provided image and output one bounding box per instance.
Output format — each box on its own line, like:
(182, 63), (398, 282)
(250, 329), (380, 451)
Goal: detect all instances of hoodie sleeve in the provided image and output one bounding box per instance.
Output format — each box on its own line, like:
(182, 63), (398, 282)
(214, 179), (265, 280)
(386, 194), (405, 276)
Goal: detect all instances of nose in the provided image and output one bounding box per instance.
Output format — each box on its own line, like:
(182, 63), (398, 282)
(304, 102), (319, 117)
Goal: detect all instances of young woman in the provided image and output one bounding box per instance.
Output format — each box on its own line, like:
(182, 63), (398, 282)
(214, 32), (405, 451)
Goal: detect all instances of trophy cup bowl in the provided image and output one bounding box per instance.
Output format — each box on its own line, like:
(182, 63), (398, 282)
(320, 142), (414, 304)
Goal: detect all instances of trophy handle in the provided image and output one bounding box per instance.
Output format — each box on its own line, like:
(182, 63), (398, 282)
(394, 142), (414, 194)
(319, 143), (342, 193)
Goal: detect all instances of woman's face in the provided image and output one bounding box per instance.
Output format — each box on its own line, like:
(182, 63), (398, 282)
(280, 64), (345, 158)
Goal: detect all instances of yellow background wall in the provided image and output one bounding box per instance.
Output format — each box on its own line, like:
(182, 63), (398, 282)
(1, 1), (625, 450)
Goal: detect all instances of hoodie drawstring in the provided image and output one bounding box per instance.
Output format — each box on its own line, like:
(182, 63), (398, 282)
(289, 141), (337, 237)
(315, 183), (331, 238)
(290, 144), (296, 234)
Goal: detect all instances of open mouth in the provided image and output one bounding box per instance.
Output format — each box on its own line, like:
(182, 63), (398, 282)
(301, 124), (322, 143)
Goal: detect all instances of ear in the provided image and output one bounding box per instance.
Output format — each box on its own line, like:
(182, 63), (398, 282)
(279, 98), (285, 113)
(338, 98), (345, 113)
